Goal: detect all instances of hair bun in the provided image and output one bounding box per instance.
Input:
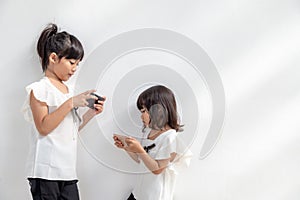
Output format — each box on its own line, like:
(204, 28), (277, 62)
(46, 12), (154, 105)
(48, 23), (58, 36)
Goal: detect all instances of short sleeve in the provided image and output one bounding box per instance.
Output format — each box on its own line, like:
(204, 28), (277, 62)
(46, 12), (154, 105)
(154, 131), (193, 173)
(168, 138), (193, 174)
(21, 78), (60, 123)
(154, 133), (177, 160)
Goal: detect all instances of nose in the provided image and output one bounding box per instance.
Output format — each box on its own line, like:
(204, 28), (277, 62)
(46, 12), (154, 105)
(72, 66), (77, 72)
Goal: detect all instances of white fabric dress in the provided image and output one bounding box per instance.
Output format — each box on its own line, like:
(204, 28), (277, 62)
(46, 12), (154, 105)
(22, 77), (80, 180)
(133, 129), (193, 200)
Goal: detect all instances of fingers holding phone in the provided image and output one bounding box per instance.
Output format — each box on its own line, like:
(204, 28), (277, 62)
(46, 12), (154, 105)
(113, 134), (128, 149)
(87, 93), (106, 110)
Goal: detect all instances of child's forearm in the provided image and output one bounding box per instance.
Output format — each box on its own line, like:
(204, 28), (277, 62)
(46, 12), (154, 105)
(123, 137), (168, 174)
(126, 151), (140, 163)
(138, 152), (169, 175)
(78, 109), (96, 131)
(138, 152), (159, 170)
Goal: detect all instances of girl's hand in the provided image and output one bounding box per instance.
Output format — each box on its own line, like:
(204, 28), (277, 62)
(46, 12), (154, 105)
(113, 135), (126, 149)
(78, 96), (105, 131)
(72, 89), (97, 108)
(124, 137), (145, 154)
(93, 96), (106, 115)
(84, 96), (106, 118)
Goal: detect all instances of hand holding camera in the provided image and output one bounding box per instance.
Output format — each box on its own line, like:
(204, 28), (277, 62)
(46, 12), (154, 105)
(87, 92), (106, 110)
(72, 90), (97, 108)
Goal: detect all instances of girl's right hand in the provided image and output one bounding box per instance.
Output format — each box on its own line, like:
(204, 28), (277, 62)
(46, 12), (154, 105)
(123, 137), (145, 153)
(72, 89), (97, 108)
(113, 135), (125, 149)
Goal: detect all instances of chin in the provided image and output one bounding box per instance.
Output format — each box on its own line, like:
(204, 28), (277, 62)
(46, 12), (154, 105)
(63, 76), (71, 81)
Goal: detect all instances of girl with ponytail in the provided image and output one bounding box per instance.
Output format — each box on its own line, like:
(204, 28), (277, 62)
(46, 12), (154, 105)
(22, 23), (105, 200)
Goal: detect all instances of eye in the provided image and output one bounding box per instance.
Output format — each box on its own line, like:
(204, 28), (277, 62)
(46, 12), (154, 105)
(70, 60), (80, 66)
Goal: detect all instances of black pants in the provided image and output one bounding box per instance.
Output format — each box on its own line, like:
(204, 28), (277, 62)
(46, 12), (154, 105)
(28, 178), (79, 200)
(127, 193), (136, 200)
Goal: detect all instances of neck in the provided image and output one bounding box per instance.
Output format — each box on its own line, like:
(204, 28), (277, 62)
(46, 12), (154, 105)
(45, 69), (62, 83)
(148, 125), (171, 140)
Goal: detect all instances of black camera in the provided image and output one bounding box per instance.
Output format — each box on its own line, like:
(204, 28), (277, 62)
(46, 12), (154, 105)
(87, 93), (105, 109)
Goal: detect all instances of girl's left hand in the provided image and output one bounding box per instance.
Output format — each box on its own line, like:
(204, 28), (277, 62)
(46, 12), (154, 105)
(124, 137), (145, 154)
(94, 98), (105, 114)
(89, 97), (106, 116)
(78, 97), (106, 132)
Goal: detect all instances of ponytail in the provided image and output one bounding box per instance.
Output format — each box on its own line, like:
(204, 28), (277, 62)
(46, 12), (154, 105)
(36, 23), (84, 72)
(37, 24), (58, 72)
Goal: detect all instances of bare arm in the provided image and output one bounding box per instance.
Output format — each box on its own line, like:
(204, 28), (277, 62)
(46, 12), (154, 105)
(78, 99), (105, 132)
(113, 135), (140, 163)
(125, 138), (176, 175)
(30, 89), (96, 136)
(113, 136), (176, 174)
(30, 91), (73, 136)
(126, 151), (140, 163)
(137, 152), (170, 174)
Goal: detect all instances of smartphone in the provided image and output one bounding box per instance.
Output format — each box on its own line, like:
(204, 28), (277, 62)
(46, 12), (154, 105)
(87, 93), (105, 109)
(113, 134), (128, 147)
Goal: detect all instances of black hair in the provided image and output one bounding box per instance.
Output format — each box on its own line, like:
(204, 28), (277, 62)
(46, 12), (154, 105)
(137, 85), (183, 132)
(37, 23), (84, 72)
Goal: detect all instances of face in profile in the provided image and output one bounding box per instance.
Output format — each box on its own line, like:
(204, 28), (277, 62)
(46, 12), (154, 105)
(140, 107), (150, 127)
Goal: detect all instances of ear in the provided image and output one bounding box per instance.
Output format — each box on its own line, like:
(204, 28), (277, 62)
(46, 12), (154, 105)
(49, 52), (58, 64)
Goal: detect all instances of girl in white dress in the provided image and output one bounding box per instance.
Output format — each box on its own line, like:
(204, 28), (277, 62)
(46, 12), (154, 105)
(113, 85), (192, 200)
(22, 23), (105, 200)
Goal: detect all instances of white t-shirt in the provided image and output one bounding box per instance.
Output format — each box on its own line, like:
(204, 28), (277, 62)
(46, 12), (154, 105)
(22, 77), (80, 180)
(133, 129), (193, 200)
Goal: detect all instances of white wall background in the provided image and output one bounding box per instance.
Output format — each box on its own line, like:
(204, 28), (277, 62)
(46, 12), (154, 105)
(1, 0), (300, 199)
